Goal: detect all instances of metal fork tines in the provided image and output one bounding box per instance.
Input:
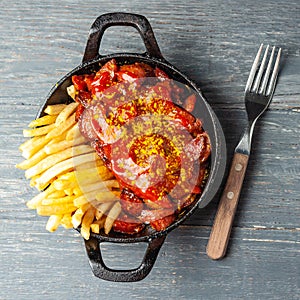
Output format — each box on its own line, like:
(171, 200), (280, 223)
(206, 44), (282, 260)
(236, 44), (282, 155)
(246, 44), (281, 96)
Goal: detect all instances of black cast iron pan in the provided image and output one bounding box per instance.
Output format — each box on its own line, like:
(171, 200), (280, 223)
(38, 12), (226, 282)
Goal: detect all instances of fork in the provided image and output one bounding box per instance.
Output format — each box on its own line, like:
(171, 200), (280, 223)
(206, 44), (282, 260)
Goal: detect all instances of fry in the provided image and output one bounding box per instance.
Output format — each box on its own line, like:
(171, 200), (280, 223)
(46, 190), (66, 199)
(91, 217), (106, 234)
(26, 185), (56, 209)
(71, 209), (85, 229)
(74, 168), (100, 183)
(37, 203), (76, 216)
(73, 135), (87, 146)
(42, 195), (75, 206)
(72, 187), (82, 196)
(44, 104), (67, 115)
(45, 140), (72, 155)
(16, 149), (47, 170)
(53, 178), (77, 190)
(90, 223), (100, 234)
(46, 215), (62, 232)
(104, 202), (122, 234)
(58, 171), (76, 181)
(74, 165), (114, 186)
(64, 188), (73, 196)
(35, 152), (98, 190)
(95, 190), (120, 203)
(81, 207), (96, 240)
(95, 202), (114, 220)
(67, 85), (76, 100)
(45, 113), (76, 140)
(23, 123), (56, 137)
(25, 144), (94, 179)
(65, 124), (81, 141)
(74, 160), (104, 172)
(79, 179), (119, 195)
(55, 102), (79, 127)
(71, 152), (100, 167)
(21, 137), (51, 160)
(19, 136), (41, 152)
(60, 214), (73, 229)
(71, 203), (91, 228)
(29, 175), (40, 187)
(73, 191), (97, 207)
(28, 115), (57, 128)
(47, 130), (68, 145)
(73, 194), (89, 207)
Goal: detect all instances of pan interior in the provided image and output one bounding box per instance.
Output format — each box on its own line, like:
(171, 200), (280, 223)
(40, 54), (225, 242)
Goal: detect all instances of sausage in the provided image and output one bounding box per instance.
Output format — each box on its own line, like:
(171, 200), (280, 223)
(73, 59), (211, 233)
(113, 214), (145, 234)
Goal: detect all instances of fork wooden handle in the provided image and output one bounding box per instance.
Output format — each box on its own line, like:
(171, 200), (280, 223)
(206, 152), (249, 260)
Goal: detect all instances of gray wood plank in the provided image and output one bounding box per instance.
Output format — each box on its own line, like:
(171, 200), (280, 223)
(1, 0), (299, 110)
(0, 224), (299, 300)
(0, 0), (299, 299)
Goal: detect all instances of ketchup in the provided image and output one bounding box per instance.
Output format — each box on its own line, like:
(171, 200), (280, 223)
(71, 59), (211, 233)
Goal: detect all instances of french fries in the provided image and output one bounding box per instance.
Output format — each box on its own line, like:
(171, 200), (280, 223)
(44, 104), (67, 115)
(46, 215), (62, 232)
(28, 115), (57, 128)
(55, 102), (78, 127)
(24, 144), (94, 179)
(81, 207), (96, 240)
(104, 202), (122, 234)
(17, 102), (122, 240)
(23, 123), (56, 137)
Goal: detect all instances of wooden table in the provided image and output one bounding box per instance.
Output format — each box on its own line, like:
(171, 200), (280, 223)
(1, 0), (299, 299)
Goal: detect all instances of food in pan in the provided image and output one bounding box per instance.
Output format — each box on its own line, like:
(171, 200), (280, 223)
(71, 59), (211, 233)
(17, 59), (211, 239)
(17, 103), (123, 239)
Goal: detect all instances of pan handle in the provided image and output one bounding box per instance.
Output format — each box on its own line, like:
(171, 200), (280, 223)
(82, 12), (164, 63)
(84, 235), (166, 282)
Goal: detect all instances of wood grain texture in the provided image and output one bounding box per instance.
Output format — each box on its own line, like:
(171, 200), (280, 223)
(0, 0), (299, 299)
(207, 153), (249, 259)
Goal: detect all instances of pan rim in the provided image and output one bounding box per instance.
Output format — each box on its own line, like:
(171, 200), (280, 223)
(39, 52), (226, 242)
